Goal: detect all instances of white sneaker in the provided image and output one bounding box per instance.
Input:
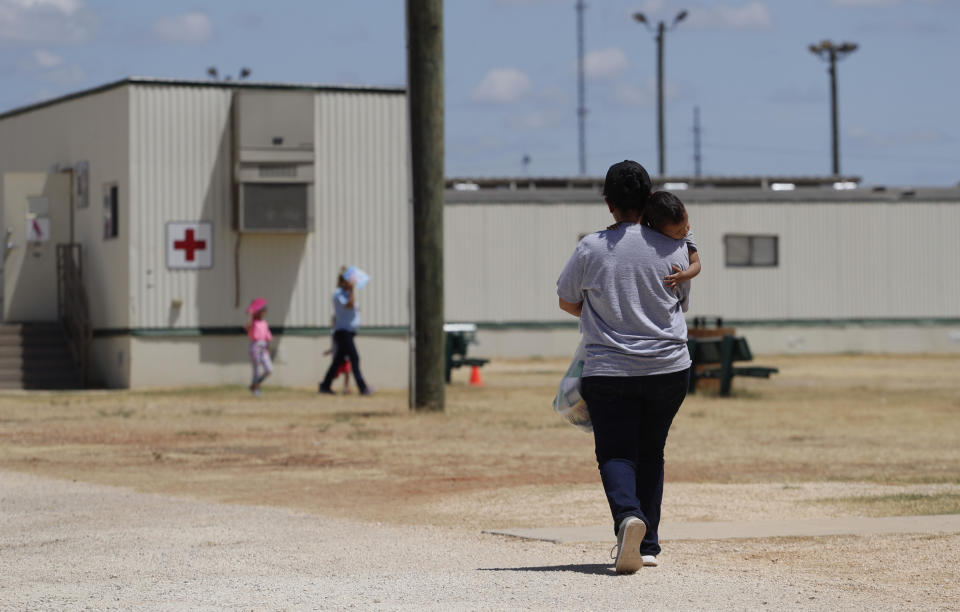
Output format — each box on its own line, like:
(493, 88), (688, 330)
(642, 555), (658, 567)
(611, 516), (645, 574)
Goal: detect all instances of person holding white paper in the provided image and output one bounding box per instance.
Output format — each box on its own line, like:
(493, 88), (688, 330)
(319, 266), (372, 395)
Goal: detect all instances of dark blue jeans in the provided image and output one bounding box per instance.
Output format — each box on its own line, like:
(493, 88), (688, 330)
(581, 368), (690, 556)
(320, 330), (368, 393)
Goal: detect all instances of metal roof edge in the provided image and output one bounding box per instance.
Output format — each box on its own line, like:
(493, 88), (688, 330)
(0, 77), (406, 121)
(445, 187), (960, 204)
(0, 77), (132, 121)
(124, 76), (405, 95)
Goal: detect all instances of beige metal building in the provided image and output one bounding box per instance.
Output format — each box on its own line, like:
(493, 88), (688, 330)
(0, 78), (410, 388)
(444, 182), (960, 357)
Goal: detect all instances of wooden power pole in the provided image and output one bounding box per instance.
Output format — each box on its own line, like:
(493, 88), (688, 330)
(407, 0), (445, 412)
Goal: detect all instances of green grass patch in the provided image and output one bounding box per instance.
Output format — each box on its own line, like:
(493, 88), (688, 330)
(816, 493), (960, 516)
(97, 408), (134, 418)
(175, 430), (219, 440)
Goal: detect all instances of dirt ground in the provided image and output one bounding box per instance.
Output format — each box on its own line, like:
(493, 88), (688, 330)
(2, 353), (959, 607)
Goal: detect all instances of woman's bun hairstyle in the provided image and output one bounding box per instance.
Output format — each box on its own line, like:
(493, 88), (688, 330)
(603, 160), (652, 214)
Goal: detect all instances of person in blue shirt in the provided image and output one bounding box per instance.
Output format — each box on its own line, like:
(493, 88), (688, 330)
(319, 267), (372, 395)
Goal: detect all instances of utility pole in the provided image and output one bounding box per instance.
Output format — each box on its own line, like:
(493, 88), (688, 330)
(576, 0), (587, 175)
(693, 105), (702, 178)
(407, 0), (445, 412)
(656, 20), (665, 177)
(809, 40), (858, 176)
(634, 10), (687, 177)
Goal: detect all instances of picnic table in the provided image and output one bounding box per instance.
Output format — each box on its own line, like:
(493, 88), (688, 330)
(687, 334), (778, 396)
(444, 323), (490, 384)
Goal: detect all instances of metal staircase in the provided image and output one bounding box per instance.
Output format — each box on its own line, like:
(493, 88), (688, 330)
(0, 322), (84, 389)
(0, 244), (90, 390)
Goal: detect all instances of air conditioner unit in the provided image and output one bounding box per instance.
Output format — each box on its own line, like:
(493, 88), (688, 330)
(233, 91), (315, 233)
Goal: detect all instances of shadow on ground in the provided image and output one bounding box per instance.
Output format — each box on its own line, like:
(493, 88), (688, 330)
(478, 563), (613, 576)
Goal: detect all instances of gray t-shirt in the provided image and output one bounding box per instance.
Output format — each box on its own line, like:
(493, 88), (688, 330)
(557, 223), (691, 377)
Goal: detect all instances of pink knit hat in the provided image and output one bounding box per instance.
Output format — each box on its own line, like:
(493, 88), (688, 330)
(246, 297), (267, 315)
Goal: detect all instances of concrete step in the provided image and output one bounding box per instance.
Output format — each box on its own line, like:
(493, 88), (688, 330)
(0, 357), (76, 372)
(0, 335), (68, 347)
(0, 379), (83, 390)
(0, 323), (62, 333)
(0, 346), (73, 360)
(0, 369), (82, 384)
(0, 322), (85, 389)
(0, 358), (82, 369)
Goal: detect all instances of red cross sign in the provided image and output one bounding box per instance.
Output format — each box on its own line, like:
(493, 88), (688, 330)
(166, 221), (213, 269)
(174, 229), (206, 261)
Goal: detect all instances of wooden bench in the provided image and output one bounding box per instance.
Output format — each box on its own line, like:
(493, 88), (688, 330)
(444, 323), (490, 384)
(687, 334), (778, 396)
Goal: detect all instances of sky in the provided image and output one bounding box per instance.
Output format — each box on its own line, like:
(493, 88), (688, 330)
(0, 0), (957, 187)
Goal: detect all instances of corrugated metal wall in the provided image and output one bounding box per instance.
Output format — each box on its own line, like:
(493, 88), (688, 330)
(309, 90), (409, 327)
(128, 85), (409, 329)
(443, 203), (611, 322)
(129, 85), (233, 329)
(444, 199), (960, 322)
(0, 87), (130, 329)
(685, 201), (960, 320)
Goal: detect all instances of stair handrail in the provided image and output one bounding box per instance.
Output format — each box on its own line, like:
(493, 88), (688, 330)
(56, 244), (91, 387)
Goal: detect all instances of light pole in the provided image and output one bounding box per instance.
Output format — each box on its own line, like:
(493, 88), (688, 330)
(576, 0), (587, 175)
(809, 40), (857, 175)
(633, 9), (687, 177)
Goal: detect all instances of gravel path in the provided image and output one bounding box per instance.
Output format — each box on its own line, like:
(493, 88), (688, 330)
(0, 471), (947, 611)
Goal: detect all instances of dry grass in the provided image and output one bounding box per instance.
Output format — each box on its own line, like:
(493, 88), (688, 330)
(813, 493), (960, 517)
(0, 354), (958, 528)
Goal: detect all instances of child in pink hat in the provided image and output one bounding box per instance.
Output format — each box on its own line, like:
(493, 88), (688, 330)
(244, 298), (273, 396)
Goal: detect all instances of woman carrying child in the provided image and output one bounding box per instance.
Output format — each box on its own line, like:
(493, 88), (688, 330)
(556, 160), (692, 574)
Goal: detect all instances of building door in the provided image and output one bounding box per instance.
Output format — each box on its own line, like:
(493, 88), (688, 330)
(1, 172), (72, 322)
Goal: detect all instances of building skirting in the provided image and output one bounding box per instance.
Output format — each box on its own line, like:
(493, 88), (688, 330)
(87, 319), (960, 388)
(469, 320), (960, 359)
(90, 331), (409, 389)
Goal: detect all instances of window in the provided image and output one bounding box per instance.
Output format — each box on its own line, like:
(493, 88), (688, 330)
(724, 234), (778, 267)
(103, 183), (118, 239)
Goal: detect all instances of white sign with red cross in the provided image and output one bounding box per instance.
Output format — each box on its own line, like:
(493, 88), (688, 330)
(166, 221), (213, 269)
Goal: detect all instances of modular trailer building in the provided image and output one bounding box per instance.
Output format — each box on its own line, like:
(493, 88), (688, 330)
(1, 78), (957, 389)
(0, 78), (411, 389)
(444, 182), (960, 358)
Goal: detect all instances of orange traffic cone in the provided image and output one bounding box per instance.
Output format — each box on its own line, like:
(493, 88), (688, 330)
(469, 365), (483, 386)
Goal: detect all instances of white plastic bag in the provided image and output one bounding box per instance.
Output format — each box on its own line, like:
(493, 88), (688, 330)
(553, 338), (592, 432)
